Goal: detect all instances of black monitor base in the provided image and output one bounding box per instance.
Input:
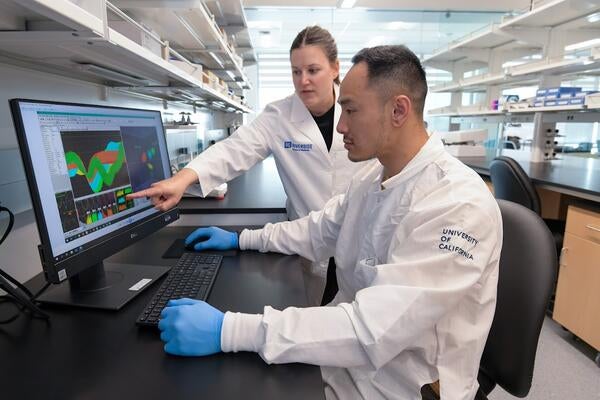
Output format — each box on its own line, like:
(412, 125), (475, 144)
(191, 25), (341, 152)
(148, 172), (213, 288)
(37, 262), (170, 310)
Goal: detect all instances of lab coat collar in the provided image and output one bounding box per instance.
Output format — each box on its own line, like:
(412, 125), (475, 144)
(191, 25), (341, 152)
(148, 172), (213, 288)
(289, 85), (340, 158)
(381, 135), (446, 190)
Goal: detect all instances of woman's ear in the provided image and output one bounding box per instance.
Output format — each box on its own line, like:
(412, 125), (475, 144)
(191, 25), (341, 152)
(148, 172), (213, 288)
(391, 95), (411, 127)
(332, 59), (340, 81)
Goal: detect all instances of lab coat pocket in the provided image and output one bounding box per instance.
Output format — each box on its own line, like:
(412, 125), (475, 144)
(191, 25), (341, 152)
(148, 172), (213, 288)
(370, 208), (409, 258)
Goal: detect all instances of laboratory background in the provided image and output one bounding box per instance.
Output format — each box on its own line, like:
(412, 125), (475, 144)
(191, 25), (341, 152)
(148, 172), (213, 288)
(0, 0), (599, 399)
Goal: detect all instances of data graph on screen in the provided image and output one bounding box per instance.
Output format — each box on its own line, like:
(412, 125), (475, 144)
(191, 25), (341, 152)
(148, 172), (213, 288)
(61, 131), (131, 197)
(120, 126), (166, 192)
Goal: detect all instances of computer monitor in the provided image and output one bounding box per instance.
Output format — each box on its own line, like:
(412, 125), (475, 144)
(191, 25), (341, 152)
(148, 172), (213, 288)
(10, 99), (179, 310)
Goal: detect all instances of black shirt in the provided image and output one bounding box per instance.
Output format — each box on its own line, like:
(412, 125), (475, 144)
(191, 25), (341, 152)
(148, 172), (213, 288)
(311, 104), (335, 152)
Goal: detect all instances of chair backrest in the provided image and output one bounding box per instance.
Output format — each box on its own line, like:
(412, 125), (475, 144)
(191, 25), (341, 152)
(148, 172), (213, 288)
(478, 200), (558, 397)
(489, 156), (541, 215)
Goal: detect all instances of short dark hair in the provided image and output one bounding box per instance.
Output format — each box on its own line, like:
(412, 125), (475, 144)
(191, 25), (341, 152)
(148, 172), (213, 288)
(351, 45), (428, 118)
(290, 26), (340, 85)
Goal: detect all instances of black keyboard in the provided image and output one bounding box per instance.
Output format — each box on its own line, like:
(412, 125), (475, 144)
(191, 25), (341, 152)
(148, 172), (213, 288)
(136, 252), (222, 327)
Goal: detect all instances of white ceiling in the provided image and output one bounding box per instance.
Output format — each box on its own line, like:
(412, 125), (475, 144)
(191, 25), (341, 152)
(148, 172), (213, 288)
(243, 0), (532, 12)
(245, 7), (508, 56)
(243, 1), (533, 91)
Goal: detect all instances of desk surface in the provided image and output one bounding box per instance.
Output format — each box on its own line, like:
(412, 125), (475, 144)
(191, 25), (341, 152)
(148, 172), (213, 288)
(458, 150), (600, 201)
(179, 158), (288, 214)
(0, 226), (324, 400)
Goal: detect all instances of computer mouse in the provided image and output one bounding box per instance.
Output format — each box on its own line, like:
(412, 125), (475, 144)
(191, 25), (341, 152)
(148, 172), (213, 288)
(185, 237), (208, 251)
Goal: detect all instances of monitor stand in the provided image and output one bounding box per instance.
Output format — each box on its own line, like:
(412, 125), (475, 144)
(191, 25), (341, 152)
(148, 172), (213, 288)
(37, 262), (170, 310)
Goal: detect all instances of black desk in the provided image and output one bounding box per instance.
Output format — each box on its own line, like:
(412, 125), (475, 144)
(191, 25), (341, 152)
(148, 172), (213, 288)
(458, 151), (600, 202)
(0, 226), (324, 399)
(179, 158), (288, 214)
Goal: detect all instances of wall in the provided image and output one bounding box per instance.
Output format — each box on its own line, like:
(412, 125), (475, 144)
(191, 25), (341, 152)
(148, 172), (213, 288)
(0, 62), (220, 283)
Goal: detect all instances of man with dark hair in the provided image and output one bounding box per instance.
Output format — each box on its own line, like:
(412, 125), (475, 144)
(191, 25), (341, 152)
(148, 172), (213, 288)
(159, 45), (502, 400)
(351, 45), (428, 118)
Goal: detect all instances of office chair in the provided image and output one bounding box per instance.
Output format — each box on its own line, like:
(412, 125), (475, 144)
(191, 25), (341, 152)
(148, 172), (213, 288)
(502, 140), (517, 150)
(476, 200), (557, 399)
(488, 156), (564, 256)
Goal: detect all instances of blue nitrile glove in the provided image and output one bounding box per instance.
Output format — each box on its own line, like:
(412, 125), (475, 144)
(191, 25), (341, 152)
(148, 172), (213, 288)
(158, 298), (224, 356)
(185, 226), (239, 251)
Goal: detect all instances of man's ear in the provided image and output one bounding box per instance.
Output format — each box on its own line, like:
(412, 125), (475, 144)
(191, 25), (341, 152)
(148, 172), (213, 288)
(391, 95), (411, 127)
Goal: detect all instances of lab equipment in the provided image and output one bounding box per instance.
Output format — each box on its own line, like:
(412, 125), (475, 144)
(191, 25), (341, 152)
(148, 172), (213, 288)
(436, 128), (488, 157)
(10, 99), (178, 309)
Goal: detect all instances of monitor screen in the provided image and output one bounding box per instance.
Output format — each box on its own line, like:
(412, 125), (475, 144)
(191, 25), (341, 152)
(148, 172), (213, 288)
(11, 99), (178, 308)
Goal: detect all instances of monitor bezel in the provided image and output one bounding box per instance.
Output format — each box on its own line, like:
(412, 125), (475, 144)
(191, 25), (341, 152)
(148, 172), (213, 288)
(10, 98), (179, 284)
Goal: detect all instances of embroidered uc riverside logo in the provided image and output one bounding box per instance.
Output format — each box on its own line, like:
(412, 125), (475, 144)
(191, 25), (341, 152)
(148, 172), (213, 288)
(284, 140), (312, 152)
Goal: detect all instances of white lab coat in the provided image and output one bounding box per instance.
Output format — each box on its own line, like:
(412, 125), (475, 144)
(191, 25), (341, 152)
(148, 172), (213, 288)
(222, 136), (503, 400)
(185, 86), (366, 220)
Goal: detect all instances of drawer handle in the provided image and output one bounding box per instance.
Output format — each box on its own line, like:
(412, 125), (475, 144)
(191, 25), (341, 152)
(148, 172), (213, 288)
(585, 224), (600, 233)
(559, 247), (568, 267)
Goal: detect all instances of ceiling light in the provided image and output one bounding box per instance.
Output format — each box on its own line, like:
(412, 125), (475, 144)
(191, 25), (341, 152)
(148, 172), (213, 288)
(339, 0), (357, 9)
(586, 12), (600, 23)
(565, 38), (600, 52)
(258, 53), (287, 59)
(366, 36), (386, 47)
(386, 22), (417, 30)
(248, 21), (281, 30)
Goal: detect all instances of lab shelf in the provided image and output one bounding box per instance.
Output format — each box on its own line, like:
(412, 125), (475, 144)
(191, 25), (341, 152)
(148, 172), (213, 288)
(428, 109), (505, 117)
(431, 56), (600, 94)
(425, 0), (600, 161)
(508, 57), (596, 77)
(425, 0), (600, 68)
(113, 0), (251, 89)
(423, 0), (600, 93)
(424, 23), (531, 65)
(508, 104), (586, 113)
(430, 82), (464, 93)
(498, 0), (600, 29)
(427, 104), (600, 118)
(0, 0), (253, 113)
(204, 0), (257, 65)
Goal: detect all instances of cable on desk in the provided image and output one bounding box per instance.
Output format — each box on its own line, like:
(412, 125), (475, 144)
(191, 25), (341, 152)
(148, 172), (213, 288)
(0, 204), (50, 323)
(31, 282), (51, 301)
(0, 297), (20, 324)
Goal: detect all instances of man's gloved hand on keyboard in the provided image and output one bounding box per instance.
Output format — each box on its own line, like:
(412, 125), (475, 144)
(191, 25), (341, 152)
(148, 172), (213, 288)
(185, 226), (239, 251)
(159, 298), (224, 356)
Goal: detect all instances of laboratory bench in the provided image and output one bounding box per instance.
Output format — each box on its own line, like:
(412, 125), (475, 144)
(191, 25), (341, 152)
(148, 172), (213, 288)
(0, 226), (325, 400)
(458, 151), (600, 204)
(179, 157), (287, 215)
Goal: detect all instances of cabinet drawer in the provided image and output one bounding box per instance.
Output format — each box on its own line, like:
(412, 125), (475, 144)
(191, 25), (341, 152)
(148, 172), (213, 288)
(553, 232), (600, 351)
(565, 206), (600, 244)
